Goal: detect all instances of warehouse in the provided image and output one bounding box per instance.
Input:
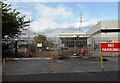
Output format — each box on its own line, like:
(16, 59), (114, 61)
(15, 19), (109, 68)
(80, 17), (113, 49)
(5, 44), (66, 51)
(59, 32), (90, 47)
(87, 20), (119, 57)
(59, 20), (119, 57)
(87, 20), (119, 49)
(59, 32), (90, 56)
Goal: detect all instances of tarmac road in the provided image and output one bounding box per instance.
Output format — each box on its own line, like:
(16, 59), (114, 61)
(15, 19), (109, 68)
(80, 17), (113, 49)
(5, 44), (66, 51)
(2, 71), (118, 81)
(2, 58), (119, 81)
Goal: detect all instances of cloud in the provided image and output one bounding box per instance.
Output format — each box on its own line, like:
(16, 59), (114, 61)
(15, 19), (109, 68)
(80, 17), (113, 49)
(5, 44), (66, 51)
(41, 20), (98, 37)
(7, 0), (48, 2)
(31, 17), (99, 37)
(30, 3), (99, 37)
(7, 0), (119, 2)
(4, 2), (34, 21)
(18, 10), (33, 20)
(36, 3), (73, 19)
(31, 3), (75, 34)
(5, 2), (99, 37)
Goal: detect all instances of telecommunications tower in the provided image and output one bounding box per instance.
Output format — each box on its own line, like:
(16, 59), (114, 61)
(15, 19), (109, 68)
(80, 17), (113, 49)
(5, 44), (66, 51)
(79, 13), (83, 32)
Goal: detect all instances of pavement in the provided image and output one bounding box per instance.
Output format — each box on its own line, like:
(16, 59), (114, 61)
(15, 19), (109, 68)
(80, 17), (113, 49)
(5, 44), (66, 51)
(5, 56), (119, 61)
(2, 71), (119, 81)
(2, 57), (119, 81)
(5, 57), (51, 60)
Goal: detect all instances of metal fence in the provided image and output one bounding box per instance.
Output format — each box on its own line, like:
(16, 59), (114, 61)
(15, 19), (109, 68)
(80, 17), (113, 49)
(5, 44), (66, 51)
(2, 37), (59, 58)
(2, 37), (35, 58)
(2, 37), (119, 58)
(2, 36), (119, 75)
(89, 37), (119, 57)
(58, 37), (119, 58)
(58, 37), (90, 57)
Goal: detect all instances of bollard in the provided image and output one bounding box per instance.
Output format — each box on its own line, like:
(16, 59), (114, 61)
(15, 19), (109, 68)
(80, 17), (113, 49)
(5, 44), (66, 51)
(2, 58), (6, 75)
(100, 52), (104, 71)
(51, 60), (55, 73)
(51, 54), (56, 73)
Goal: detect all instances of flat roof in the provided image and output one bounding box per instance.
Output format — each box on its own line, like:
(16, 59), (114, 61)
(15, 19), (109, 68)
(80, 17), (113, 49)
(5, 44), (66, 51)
(59, 32), (90, 38)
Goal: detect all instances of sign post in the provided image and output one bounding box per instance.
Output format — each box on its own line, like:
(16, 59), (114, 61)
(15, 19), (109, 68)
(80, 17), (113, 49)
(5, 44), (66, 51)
(35, 41), (42, 57)
(100, 52), (104, 71)
(2, 58), (8, 75)
(100, 42), (120, 71)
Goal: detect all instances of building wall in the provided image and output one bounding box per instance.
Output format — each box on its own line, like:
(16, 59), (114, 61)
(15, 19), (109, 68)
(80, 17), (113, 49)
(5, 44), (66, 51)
(101, 33), (119, 40)
(87, 21), (101, 35)
(87, 20), (119, 57)
(101, 20), (118, 29)
(87, 20), (119, 45)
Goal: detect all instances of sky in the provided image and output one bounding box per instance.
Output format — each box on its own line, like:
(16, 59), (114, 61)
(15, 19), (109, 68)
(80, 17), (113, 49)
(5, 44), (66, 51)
(5, 1), (118, 37)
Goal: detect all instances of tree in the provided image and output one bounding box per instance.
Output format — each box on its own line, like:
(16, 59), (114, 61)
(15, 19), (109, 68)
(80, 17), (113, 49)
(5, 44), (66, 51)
(35, 34), (55, 51)
(35, 34), (47, 42)
(2, 2), (30, 39)
(2, 2), (31, 58)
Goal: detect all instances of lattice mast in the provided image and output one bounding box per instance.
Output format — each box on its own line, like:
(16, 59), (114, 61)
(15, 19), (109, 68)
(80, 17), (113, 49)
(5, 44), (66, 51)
(79, 13), (83, 32)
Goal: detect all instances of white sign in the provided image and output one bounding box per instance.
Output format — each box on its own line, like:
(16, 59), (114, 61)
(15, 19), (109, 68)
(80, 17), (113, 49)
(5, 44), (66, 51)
(37, 43), (42, 47)
(46, 47), (49, 50)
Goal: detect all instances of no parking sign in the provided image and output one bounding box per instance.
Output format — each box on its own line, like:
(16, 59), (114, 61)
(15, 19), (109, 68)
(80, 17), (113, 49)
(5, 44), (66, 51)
(100, 42), (120, 52)
(99, 42), (120, 71)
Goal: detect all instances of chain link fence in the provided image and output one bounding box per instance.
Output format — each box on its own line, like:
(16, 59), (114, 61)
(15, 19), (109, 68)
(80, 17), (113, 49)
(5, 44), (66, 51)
(2, 36), (119, 74)
(2, 37), (59, 58)
(2, 37), (35, 58)
(2, 37), (119, 58)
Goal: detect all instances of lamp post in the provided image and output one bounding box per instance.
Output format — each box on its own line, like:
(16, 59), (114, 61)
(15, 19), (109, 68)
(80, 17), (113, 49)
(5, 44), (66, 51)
(15, 38), (18, 57)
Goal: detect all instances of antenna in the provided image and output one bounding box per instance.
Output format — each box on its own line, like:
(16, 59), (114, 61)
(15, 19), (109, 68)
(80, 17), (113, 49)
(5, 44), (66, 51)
(79, 13), (83, 32)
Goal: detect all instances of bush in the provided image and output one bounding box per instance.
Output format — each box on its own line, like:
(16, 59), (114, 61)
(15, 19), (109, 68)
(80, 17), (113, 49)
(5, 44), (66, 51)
(29, 42), (36, 55)
(2, 43), (15, 58)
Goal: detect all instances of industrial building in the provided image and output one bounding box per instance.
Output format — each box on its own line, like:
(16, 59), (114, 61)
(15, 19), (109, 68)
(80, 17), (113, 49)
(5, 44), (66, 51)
(87, 20), (119, 48)
(59, 32), (90, 47)
(87, 20), (119, 57)
(59, 32), (90, 56)
(59, 20), (119, 56)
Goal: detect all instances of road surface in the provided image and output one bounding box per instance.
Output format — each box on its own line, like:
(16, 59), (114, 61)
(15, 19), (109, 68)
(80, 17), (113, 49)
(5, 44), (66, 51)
(2, 58), (119, 81)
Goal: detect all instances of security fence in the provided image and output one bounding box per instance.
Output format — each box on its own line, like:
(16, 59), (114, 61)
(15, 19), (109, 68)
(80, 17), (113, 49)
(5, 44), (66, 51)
(2, 37), (119, 58)
(89, 37), (120, 57)
(35, 37), (58, 58)
(2, 36), (119, 75)
(58, 37), (90, 57)
(2, 37), (35, 58)
(58, 36), (119, 58)
(2, 37), (59, 58)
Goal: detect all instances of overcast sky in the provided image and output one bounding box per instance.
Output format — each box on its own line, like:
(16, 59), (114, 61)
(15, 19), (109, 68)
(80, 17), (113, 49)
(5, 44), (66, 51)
(5, 1), (118, 37)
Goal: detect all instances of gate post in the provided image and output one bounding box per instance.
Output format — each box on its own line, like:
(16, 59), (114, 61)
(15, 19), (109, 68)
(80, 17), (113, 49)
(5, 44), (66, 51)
(35, 39), (38, 57)
(100, 52), (104, 71)
(35, 39), (42, 57)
